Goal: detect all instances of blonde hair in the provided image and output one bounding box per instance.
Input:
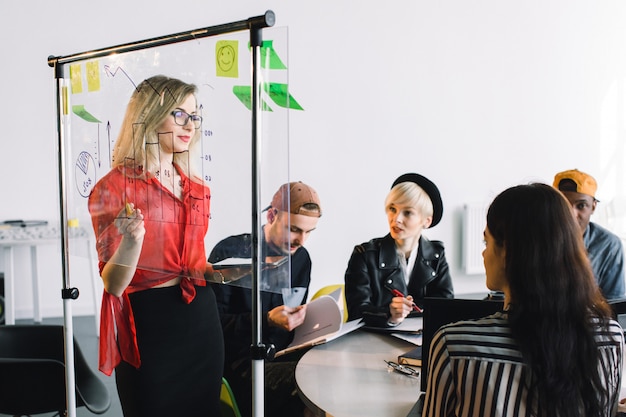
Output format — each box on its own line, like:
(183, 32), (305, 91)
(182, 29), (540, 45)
(112, 75), (203, 182)
(385, 182), (433, 220)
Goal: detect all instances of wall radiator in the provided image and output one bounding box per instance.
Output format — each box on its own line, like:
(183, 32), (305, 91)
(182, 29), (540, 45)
(462, 204), (487, 275)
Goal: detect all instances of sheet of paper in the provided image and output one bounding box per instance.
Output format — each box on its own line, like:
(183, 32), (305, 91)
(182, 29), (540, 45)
(363, 316), (423, 333)
(282, 287), (307, 308)
(391, 317), (423, 332)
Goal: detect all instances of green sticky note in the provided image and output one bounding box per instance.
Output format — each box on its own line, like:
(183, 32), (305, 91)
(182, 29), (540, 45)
(263, 83), (303, 110)
(72, 105), (101, 123)
(232, 86), (273, 111)
(216, 40), (238, 78)
(260, 40), (287, 70)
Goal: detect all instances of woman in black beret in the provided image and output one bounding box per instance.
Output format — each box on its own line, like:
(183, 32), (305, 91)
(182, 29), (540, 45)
(344, 173), (453, 328)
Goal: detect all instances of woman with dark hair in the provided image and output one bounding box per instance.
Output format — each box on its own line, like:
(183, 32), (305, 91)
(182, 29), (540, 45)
(424, 183), (623, 417)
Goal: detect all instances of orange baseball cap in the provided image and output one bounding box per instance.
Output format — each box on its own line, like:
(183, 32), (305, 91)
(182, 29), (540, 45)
(553, 169), (597, 198)
(266, 182), (322, 217)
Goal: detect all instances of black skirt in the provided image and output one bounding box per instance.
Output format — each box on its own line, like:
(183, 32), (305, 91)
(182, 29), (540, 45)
(115, 285), (224, 417)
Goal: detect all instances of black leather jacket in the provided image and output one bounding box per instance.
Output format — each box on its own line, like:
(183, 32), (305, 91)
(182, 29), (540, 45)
(345, 234), (453, 327)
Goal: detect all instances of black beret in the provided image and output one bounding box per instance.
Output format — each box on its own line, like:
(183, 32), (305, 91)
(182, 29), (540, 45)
(391, 173), (443, 228)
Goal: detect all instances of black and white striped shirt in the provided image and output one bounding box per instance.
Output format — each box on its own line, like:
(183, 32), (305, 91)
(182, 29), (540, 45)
(423, 312), (624, 417)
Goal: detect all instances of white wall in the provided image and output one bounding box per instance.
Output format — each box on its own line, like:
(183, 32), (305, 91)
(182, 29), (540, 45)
(1, 0), (626, 319)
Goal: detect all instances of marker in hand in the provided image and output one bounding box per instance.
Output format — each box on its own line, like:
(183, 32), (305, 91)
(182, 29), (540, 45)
(125, 202), (134, 216)
(385, 285), (423, 313)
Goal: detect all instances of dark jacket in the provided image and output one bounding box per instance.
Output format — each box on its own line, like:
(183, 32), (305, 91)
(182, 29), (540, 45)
(208, 232), (311, 368)
(345, 233), (453, 327)
(208, 231), (311, 417)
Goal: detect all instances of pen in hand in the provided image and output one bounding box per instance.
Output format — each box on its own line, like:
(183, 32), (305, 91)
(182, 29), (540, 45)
(385, 285), (423, 313)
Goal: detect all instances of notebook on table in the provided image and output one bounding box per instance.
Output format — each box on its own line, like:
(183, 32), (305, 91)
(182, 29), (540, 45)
(407, 296), (504, 416)
(274, 289), (364, 358)
(398, 345), (422, 366)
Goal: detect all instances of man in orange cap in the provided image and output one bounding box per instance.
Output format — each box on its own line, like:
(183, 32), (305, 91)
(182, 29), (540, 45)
(554, 169), (625, 299)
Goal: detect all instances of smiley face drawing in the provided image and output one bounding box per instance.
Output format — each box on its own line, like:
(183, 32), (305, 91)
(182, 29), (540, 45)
(217, 44), (235, 71)
(216, 40), (238, 78)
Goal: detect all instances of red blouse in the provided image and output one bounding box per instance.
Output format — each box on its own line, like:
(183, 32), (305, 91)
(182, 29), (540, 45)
(88, 165), (210, 376)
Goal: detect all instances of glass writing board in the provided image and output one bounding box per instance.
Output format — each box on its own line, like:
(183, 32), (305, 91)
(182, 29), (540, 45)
(60, 26), (295, 293)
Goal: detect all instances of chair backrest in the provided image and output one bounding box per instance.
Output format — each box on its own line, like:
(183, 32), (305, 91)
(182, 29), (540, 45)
(311, 284), (348, 322)
(420, 297), (504, 392)
(608, 297), (626, 332)
(220, 377), (242, 417)
(0, 324), (111, 415)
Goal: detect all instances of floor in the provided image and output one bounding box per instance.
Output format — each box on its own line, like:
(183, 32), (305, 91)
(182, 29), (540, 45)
(0, 315), (123, 417)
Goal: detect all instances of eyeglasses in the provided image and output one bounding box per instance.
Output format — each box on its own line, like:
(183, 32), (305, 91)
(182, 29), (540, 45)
(171, 110), (202, 129)
(384, 360), (420, 378)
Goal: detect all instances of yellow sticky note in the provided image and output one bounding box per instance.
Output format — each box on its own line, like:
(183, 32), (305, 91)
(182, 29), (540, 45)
(216, 40), (238, 78)
(62, 86), (69, 115)
(68, 218), (79, 228)
(70, 64), (83, 94)
(86, 61), (100, 92)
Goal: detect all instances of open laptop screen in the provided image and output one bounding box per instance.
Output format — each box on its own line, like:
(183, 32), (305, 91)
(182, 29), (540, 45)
(420, 297), (504, 392)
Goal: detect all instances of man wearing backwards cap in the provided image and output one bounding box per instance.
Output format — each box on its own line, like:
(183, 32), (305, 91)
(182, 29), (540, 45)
(554, 169), (625, 299)
(208, 181), (322, 417)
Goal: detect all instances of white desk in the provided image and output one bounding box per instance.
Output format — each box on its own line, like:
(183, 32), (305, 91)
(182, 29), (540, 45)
(0, 224), (100, 331)
(296, 322), (626, 417)
(295, 329), (421, 417)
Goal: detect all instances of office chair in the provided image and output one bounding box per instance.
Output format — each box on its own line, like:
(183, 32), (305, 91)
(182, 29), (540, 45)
(608, 297), (626, 333)
(0, 324), (111, 416)
(220, 377), (242, 417)
(311, 284), (348, 322)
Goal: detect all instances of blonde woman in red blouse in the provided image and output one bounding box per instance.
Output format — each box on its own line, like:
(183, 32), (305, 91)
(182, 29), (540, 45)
(88, 75), (223, 417)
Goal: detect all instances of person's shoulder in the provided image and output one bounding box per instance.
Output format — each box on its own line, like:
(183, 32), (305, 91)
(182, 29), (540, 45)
(607, 317), (624, 336)
(442, 311), (508, 331)
(293, 245), (311, 259)
(188, 176), (210, 192)
(591, 317), (625, 345)
(590, 221), (618, 235)
(589, 222), (624, 246)
(208, 233), (252, 261)
(420, 235), (446, 251)
(418, 236), (448, 264)
(353, 235), (388, 253)
(290, 246), (312, 270)
(216, 233), (251, 245)
(291, 247), (312, 285)
(436, 313), (521, 360)
(436, 312), (512, 344)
